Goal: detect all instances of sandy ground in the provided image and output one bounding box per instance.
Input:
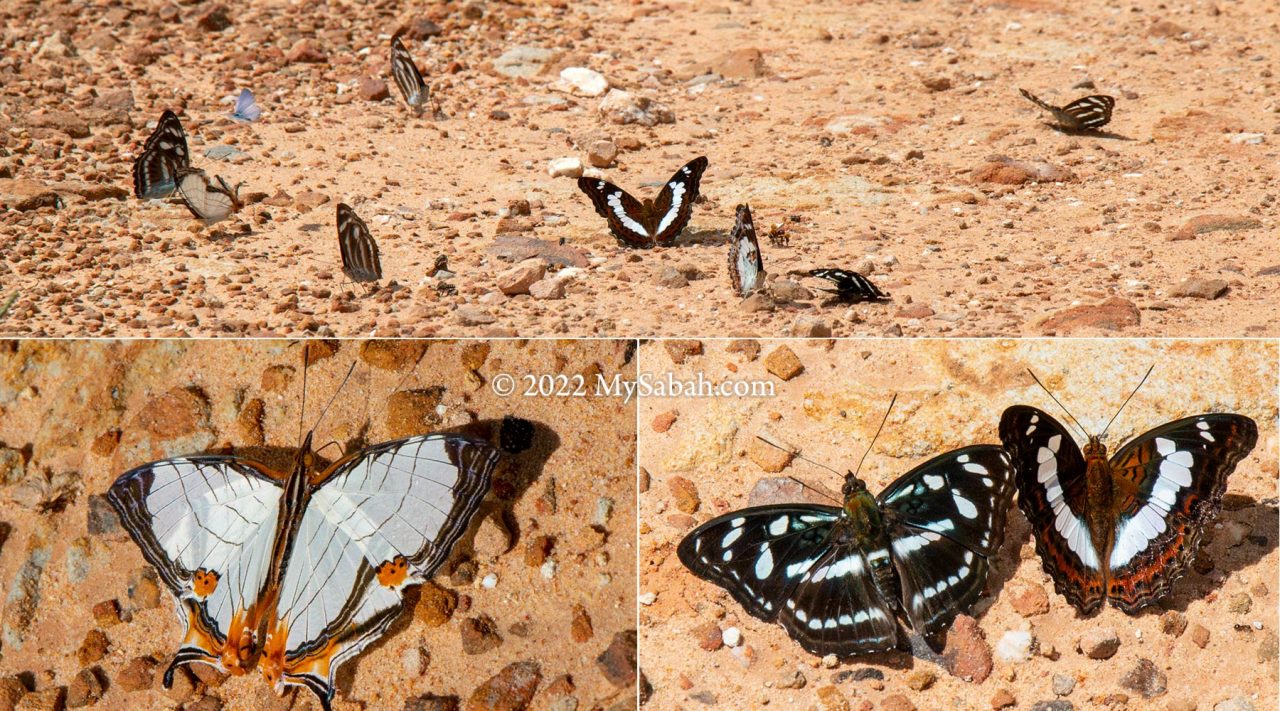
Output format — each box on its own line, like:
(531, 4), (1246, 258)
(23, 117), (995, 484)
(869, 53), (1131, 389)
(1, 0), (1278, 337)
(0, 339), (638, 710)
(637, 338), (1277, 709)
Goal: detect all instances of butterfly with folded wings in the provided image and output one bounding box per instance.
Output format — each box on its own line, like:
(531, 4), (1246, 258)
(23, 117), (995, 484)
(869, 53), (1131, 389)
(727, 203), (766, 297)
(133, 110), (190, 199)
(230, 89), (262, 123)
(107, 360), (504, 710)
(808, 269), (890, 304)
(999, 374), (1257, 614)
(390, 33), (430, 115)
(679, 414), (1015, 656)
(577, 156), (708, 248)
(1018, 89), (1115, 131)
(175, 168), (244, 224)
(336, 203), (383, 287)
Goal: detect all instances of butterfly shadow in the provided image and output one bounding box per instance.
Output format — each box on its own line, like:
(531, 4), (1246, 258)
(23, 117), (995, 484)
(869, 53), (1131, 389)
(678, 226), (733, 247)
(1046, 125), (1134, 141)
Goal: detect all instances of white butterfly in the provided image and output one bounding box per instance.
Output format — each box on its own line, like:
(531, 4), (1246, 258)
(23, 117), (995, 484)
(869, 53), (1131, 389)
(230, 89), (262, 122)
(176, 168), (243, 224)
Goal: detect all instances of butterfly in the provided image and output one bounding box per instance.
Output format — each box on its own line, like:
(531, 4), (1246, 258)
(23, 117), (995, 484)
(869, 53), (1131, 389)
(390, 34), (429, 114)
(678, 431), (1015, 656)
(133, 110), (190, 199)
(808, 269), (889, 303)
(1018, 89), (1115, 131)
(576, 156), (708, 248)
(727, 203), (766, 297)
(230, 89), (262, 122)
(336, 203), (383, 286)
(175, 168), (243, 224)
(106, 384), (502, 710)
(999, 395), (1257, 613)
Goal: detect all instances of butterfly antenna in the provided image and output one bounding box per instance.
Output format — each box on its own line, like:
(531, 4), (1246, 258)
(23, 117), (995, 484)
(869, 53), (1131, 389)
(297, 344), (309, 446)
(1027, 369), (1091, 439)
(852, 393), (897, 479)
(309, 361), (358, 438)
(1101, 364), (1155, 438)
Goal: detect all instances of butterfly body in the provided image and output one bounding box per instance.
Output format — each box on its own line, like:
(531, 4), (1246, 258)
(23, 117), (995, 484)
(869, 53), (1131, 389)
(1018, 89), (1115, 131)
(1000, 406), (1256, 614)
(727, 203), (766, 297)
(678, 445), (1015, 656)
(577, 156), (708, 248)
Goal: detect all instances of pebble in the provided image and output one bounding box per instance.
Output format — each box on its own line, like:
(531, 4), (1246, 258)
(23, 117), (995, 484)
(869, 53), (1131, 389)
(1170, 278), (1228, 299)
(790, 316), (831, 338)
(712, 48), (768, 78)
(497, 260), (547, 296)
(66, 668), (103, 708)
(763, 346), (804, 380)
(456, 305), (497, 326)
(1171, 214), (1262, 241)
(656, 266), (689, 289)
(989, 689), (1016, 709)
(1190, 624), (1211, 648)
(693, 622), (723, 651)
(117, 656), (157, 692)
(0, 677), (24, 709)
(460, 615), (503, 654)
(547, 157), (583, 179)
(995, 629), (1034, 662)
(769, 280), (812, 302)
(1078, 627), (1120, 659)
(664, 340), (703, 364)
(1010, 585), (1050, 617)
(595, 630), (637, 688)
(586, 140), (618, 168)
(556, 67), (609, 97)
(405, 695), (459, 711)
(1228, 592), (1253, 614)
(815, 686), (849, 711)
(667, 476), (700, 513)
(414, 581), (458, 627)
(76, 629), (109, 665)
(598, 90), (675, 127)
(15, 688), (64, 711)
(973, 156), (1075, 184)
(943, 615), (993, 682)
(1028, 702), (1073, 711)
(494, 46), (553, 78)
(464, 660), (541, 711)
(881, 694), (916, 711)
(1160, 611), (1188, 637)
(1037, 298), (1140, 335)
(721, 626), (742, 648)
(1119, 658), (1167, 698)
(4, 534), (51, 650)
(385, 388), (445, 438)
(905, 670), (936, 691)
(777, 670), (806, 689)
(359, 76), (390, 102)
(1215, 698), (1256, 711)
(1051, 674), (1075, 696)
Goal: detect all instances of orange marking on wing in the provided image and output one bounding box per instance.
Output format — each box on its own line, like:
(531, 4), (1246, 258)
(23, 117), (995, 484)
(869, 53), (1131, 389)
(285, 634), (340, 682)
(260, 616), (289, 688)
(376, 555), (410, 588)
(193, 568), (220, 598)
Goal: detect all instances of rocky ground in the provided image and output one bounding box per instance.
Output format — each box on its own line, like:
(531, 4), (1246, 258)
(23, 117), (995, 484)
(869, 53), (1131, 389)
(0, 339), (638, 710)
(637, 338), (1278, 710)
(0, 0), (1276, 337)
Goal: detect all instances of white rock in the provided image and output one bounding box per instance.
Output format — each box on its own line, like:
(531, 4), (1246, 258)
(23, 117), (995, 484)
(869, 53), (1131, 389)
(481, 573), (497, 589)
(1230, 132), (1265, 145)
(722, 626), (742, 647)
(598, 89), (675, 127)
(996, 629), (1034, 662)
(557, 67), (610, 97)
(548, 157), (584, 178)
(638, 591), (657, 606)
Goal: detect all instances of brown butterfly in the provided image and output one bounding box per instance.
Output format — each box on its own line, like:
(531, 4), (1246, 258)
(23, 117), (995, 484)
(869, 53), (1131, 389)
(576, 156), (708, 248)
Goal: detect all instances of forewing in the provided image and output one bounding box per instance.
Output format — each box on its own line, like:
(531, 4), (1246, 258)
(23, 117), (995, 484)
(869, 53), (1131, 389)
(390, 35), (428, 110)
(273, 435), (499, 705)
(1000, 406), (1105, 612)
(1105, 414), (1257, 611)
(336, 203), (382, 282)
(650, 156), (709, 245)
(576, 177), (653, 248)
(107, 456), (284, 661)
(133, 110), (189, 199)
(727, 203), (765, 296)
(809, 269), (888, 302)
(1061, 95), (1115, 129)
(177, 170), (235, 223)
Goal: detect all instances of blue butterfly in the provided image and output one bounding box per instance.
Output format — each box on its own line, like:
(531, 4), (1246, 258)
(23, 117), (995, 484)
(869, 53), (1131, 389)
(230, 89), (261, 122)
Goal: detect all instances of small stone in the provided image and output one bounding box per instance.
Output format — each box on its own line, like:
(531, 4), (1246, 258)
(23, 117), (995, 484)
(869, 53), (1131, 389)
(1159, 611), (1187, 637)
(135, 387), (210, 440)
(286, 38), (327, 63)
(1036, 298), (1140, 335)
(494, 46), (554, 78)
(790, 316), (831, 338)
(90, 600), (120, 627)
(548, 157), (583, 179)
(1170, 278), (1228, 299)
(656, 266), (689, 289)
(522, 535), (553, 568)
(722, 626), (742, 648)
(1214, 697), (1257, 711)
(1190, 624), (1210, 648)
(117, 656), (157, 692)
(598, 90), (675, 127)
(973, 156), (1075, 184)
(693, 622), (722, 651)
(464, 660), (541, 711)
(763, 346), (804, 380)
(405, 695), (459, 711)
(67, 668), (104, 708)
(1227, 593), (1252, 614)
(1172, 214), (1262, 241)
(359, 76), (390, 101)
(667, 476), (700, 514)
(86, 495), (121, 536)
(1051, 674), (1075, 696)
(385, 387), (446, 438)
(195, 5), (232, 32)
(1258, 630), (1278, 663)
(586, 140), (618, 168)
(1010, 585), (1050, 617)
(905, 670), (936, 691)
(596, 630), (637, 688)
(460, 615), (503, 654)
(921, 75), (952, 91)
(881, 695), (916, 711)
(990, 689), (1016, 709)
(996, 630), (1034, 662)
(816, 686), (849, 711)
(456, 305), (497, 326)
(944, 615), (993, 682)
(1078, 627), (1120, 659)
(556, 67), (609, 97)
(497, 260), (547, 295)
(769, 280), (812, 303)
(777, 669), (806, 689)
(664, 340), (703, 364)
(0, 678), (24, 711)
(77, 629), (109, 665)
(1028, 702), (1073, 711)
(414, 581), (458, 627)
(1119, 658), (1167, 699)
(15, 688), (63, 711)
(570, 605), (593, 643)
(713, 48), (768, 78)
(529, 278), (566, 300)
(360, 341), (428, 371)
(651, 411), (677, 433)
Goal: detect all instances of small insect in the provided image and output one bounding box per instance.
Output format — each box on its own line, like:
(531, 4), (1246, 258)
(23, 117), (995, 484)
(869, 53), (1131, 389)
(576, 157), (709, 248)
(175, 168), (243, 224)
(767, 223), (790, 247)
(808, 269), (890, 304)
(390, 33), (430, 115)
(1018, 89), (1115, 131)
(230, 89), (262, 122)
(336, 203), (383, 289)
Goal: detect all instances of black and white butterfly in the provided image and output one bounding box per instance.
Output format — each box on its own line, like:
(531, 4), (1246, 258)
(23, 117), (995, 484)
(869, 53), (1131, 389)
(1000, 401), (1256, 614)
(577, 156), (708, 248)
(230, 89), (262, 123)
(678, 441), (1015, 656)
(390, 34), (429, 114)
(175, 168), (243, 224)
(133, 110), (190, 199)
(728, 204), (766, 297)
(808, 269), (889, 303)
(336, 203), (383, 286)
(1018, 89), (1115, 131)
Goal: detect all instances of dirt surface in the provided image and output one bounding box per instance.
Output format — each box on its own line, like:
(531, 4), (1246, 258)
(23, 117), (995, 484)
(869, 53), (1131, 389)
(637, 338), (1277, 709)
(0, 339), (638, 710)
(1, 1), (1277, 337)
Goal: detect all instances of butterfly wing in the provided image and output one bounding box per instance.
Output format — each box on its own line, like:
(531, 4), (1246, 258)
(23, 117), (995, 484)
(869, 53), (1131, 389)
(727, 203), (765, 297)
(575, 177), (654, 248)
(232, 89), (262, 122)
(269, 434), (499, 707)
(133, 110), (189, 199)
(1017, 88), (1057, 114)
(107, 456), (285, 677)
(1104, 414), (1257, 611)
(336, 203), (382, 283)
(1060, 95), (1114, 130)
(809, 269), (888, 302)
(177, 170), (236, 223)
(878, 445), (1015, 645)
(999, 406), (1106, 612)
(390, 35), (429, 112)
(650, 156), (709, 245)
(678, 505), (900, 656)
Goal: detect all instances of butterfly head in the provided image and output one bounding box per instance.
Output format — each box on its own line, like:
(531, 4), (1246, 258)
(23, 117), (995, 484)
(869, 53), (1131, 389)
(840, 473), (884, 538)
(1082, 435), (1109, 461)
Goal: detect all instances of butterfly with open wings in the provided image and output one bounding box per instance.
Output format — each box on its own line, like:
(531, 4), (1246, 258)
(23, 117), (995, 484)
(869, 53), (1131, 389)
(107, 367), (502, 710)
(728, 203), (766, 297)
(679, 412), (1015, 656)
(133, 110), (190, 199)
(808, 269), (890, 304)
(577, 156), (708, 248)
(999, 374), (1257, 614)
(1018, 89), (1115, 131)
(336, 203), (383, 287)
